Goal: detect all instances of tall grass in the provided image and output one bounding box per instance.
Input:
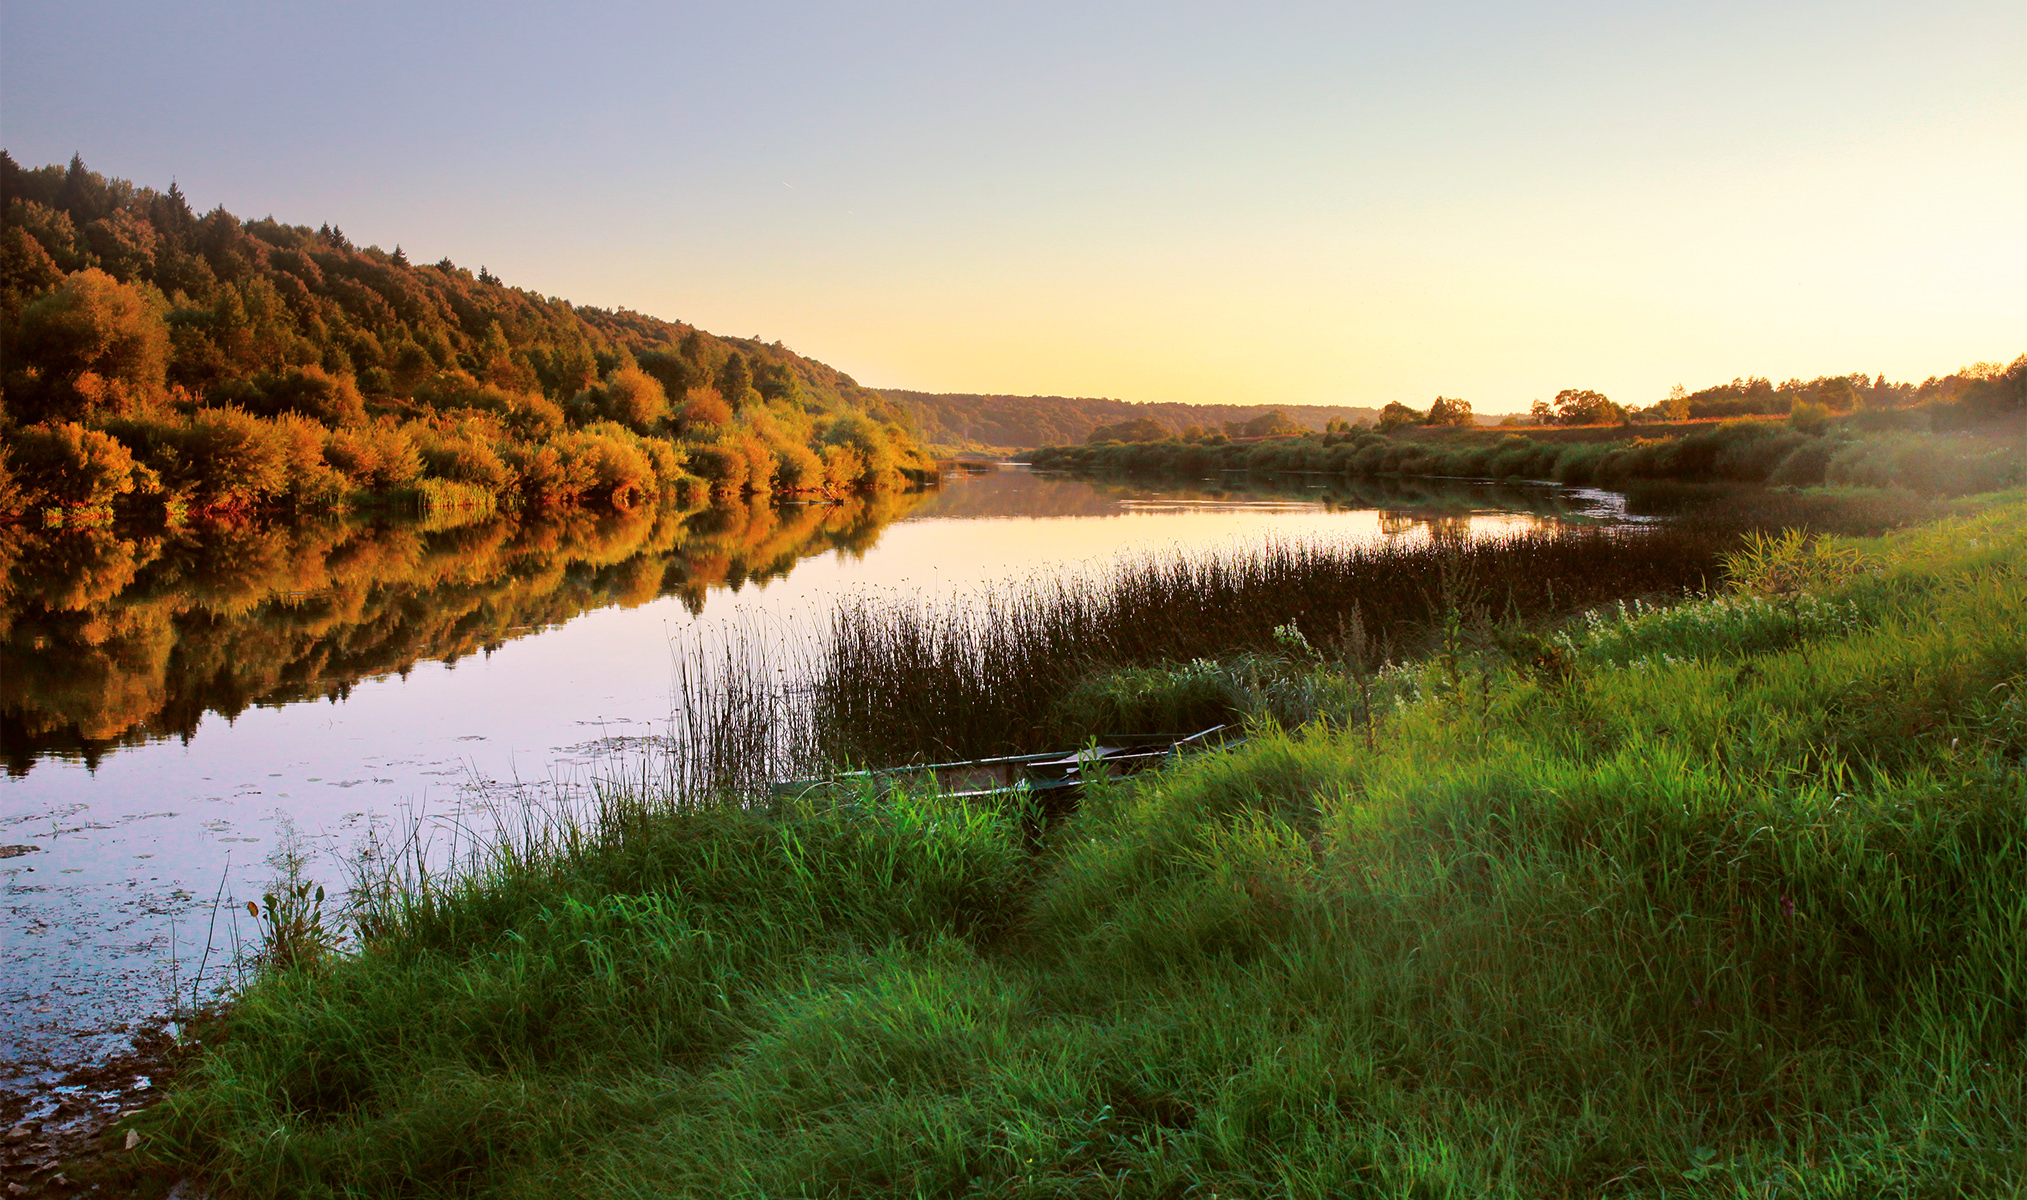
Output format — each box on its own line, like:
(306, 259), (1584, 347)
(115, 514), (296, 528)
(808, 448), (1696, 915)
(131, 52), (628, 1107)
(121, 490), (2027, 1198)
(809, 521), (1732, 764)
(117, 491), (2027, 1199)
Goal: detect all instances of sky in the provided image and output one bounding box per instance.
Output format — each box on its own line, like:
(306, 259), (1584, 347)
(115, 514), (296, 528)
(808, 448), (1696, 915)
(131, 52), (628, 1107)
(3, 0), (2022, 412)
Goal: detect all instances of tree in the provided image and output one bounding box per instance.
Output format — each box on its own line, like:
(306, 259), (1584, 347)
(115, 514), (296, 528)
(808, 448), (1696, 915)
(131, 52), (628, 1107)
(596, 366), (670, 432)
(1528, 400), (1554, 424)
(1426, 396), (1473, 427)
(679, 387), (734, 434)
(7, 421), (146, 507)
(1551, 389), (1625, 426)
(754, 359), (802, 406)
(252, 365), (368, 427)
(1087, 417), (1168, 443)
(716, 352), (756, 409)
(9, 268), (170, 422)
(1242, 409), (1302, 437)
(1377, 401), (1422, 431)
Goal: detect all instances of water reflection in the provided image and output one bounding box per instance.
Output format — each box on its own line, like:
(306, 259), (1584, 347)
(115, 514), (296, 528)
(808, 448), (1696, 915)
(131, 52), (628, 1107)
(1, 491), (933, 774)
(925, 469), (1624, 524)
(2, 472), (1624, 776)
(3, 473), (1629, 775)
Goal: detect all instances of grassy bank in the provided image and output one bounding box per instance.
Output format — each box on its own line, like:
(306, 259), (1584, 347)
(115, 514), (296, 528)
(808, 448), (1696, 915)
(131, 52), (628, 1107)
(801, 487), (1948, 767)
(120, 493), (2027, 1197)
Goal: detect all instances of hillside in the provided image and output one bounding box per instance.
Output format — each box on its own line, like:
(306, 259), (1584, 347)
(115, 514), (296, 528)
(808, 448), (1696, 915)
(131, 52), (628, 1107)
(878, 389), (1380, 450)
(0, 154), (933, 520)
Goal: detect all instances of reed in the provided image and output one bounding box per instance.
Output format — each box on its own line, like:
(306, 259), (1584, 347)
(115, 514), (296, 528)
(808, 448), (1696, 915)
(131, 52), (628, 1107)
(806, 521), (1735, 764)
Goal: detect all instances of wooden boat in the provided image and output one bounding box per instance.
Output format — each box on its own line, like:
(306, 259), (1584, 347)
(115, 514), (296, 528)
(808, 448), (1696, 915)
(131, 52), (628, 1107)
(768, 724), (1239, 804)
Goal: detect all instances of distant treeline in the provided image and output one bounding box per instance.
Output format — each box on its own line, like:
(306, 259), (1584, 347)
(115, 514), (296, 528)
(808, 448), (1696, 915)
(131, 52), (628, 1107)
(1379, 369), (2026, 432)
(1028, 370), (2027, 496)
(0, 154), (933, 523)
(886, 362), (2025, 451)
(1647, 371), (2017, 422)
(878, 389), (1379, 450)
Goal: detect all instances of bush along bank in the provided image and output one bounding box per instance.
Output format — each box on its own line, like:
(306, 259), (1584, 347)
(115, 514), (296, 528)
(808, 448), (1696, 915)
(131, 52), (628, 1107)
(1026, 384), (2025, 498)
(106, 489), (2027, 1198)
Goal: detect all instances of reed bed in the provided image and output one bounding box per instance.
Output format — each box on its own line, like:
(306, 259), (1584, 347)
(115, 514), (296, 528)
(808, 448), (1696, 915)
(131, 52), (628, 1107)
(808, 521), (1735, 763)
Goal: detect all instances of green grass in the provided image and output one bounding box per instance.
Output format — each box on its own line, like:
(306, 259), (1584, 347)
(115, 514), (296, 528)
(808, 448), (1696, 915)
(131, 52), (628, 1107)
(125, 492), (2027, 1198)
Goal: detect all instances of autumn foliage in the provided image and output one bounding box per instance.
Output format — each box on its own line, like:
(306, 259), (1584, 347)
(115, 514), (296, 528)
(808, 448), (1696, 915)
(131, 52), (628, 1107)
(0, 155), (935, 522)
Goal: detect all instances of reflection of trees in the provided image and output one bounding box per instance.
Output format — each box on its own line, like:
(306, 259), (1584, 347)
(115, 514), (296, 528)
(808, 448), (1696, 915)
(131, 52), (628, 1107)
(1377, 511), (1505, 541)
(0, 490), (933, 773)
(1010, 466), (1611, 523)
(1377, 512), (1418, 538)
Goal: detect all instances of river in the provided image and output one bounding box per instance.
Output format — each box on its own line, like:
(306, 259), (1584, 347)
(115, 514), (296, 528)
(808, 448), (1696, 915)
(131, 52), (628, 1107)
(0, 468), (1633, 1092)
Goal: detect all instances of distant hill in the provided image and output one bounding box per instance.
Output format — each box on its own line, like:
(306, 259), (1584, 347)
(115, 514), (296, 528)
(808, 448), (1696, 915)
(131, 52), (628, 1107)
(878, 391), (1380, 450)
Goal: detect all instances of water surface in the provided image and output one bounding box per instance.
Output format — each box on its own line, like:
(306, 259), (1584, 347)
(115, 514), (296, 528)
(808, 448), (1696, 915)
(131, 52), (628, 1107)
(1, 469), (1628, 1089)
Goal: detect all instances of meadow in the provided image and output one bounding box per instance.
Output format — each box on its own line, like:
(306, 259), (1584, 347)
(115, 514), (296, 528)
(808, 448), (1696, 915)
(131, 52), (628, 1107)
(111, 487), (2027, 1198)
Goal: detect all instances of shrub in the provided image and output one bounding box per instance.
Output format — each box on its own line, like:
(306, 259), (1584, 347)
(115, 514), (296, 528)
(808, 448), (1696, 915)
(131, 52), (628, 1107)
(7, 421), (147, 508)
(179, 407), (292, 509)
(271, 413), (349, 508)
(1050, 660), (1247, 741)
(416, 427), (512, 494)
(822, 412), (898, 478)
(737, 432), (778, 496)
(503, 391), (566, 440)
(595, 366), (670, 432)
(249, 365), (368, 427)
(323, 421), (422, 490)
(771, 441), (825, 491)
(1767, 437), (1837, 486)
(558, 426), (658, 509)
(821, 444), (865, 492)
(685, 438), (751, 500)
(680, 387), (734, 435)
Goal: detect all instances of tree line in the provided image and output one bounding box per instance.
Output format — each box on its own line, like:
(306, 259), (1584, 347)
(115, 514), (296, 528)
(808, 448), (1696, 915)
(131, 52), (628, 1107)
(877, 389), (1379, 450)
(0, 154), (935, 523)
(1027, 363), (2026, 497)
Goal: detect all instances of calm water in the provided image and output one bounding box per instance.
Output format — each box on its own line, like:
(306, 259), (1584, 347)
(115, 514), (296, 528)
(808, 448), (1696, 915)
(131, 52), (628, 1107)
(0, 469), (1632, 1088)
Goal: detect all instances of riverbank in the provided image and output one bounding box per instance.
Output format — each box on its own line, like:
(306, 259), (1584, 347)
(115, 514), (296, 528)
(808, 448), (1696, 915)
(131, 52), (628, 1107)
(1025, 410), (2025, 498)
(96, 486), (2027, 1196)
(6, 471), (1612, 1140)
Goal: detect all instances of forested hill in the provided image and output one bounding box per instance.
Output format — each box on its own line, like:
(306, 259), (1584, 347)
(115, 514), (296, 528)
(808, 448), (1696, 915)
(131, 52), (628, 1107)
(879, 390), (1381, 450)
(0, 154), (930, 518)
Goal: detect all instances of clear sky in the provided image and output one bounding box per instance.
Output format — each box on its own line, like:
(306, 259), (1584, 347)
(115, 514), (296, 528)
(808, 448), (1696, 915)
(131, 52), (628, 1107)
(3, 0), (2021, 411)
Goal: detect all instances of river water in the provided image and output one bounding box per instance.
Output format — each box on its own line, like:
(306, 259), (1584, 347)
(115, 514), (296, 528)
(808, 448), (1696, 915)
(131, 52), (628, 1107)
(0, 468), (1631, 1091)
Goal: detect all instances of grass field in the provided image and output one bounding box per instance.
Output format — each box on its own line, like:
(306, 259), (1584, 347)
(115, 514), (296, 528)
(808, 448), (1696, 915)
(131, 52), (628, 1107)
(118, 491), (2027, 1198)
